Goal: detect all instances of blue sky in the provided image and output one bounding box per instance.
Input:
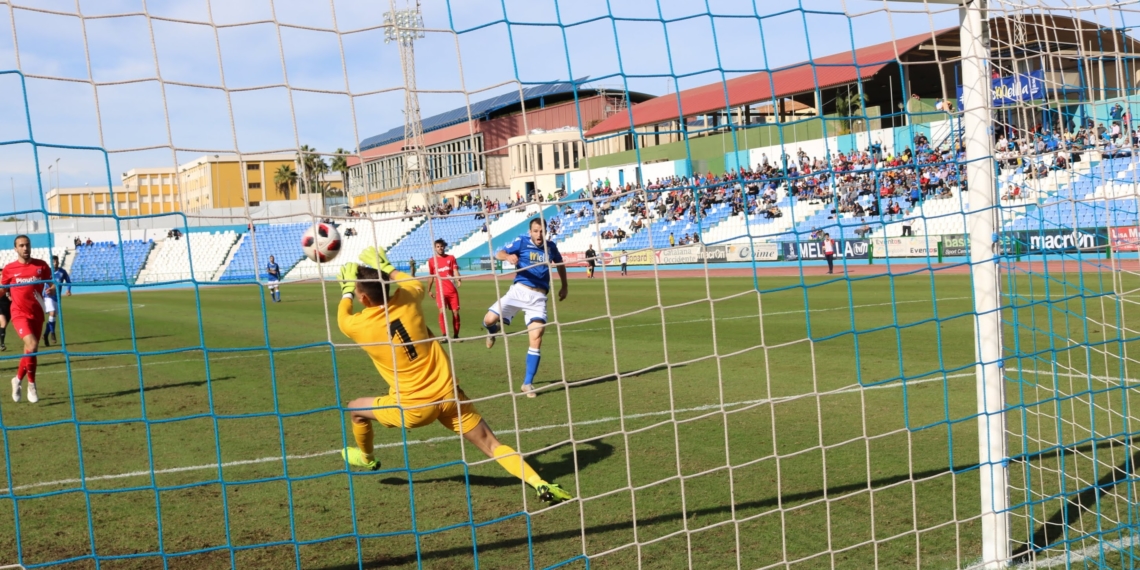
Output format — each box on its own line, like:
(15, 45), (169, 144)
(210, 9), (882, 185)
(0, 0), (1129, 213)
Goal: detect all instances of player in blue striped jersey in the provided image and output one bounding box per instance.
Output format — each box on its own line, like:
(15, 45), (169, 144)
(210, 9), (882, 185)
(482, 218), (568, 398)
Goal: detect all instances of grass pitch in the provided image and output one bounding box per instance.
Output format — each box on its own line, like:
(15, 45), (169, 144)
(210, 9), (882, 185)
(0, 268), (1136, 569)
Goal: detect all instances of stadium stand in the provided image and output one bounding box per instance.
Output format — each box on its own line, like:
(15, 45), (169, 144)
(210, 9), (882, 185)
(0, 247), (68, 270)
(138, 231), (241, 284)
(1005, 155), (1140, 231)
(218, 223), (309, 281)
(70, 240), (155, 283)
(554, 193), (635, 253)
(385, 206), (483, 271)
(287, 215), (423, 280)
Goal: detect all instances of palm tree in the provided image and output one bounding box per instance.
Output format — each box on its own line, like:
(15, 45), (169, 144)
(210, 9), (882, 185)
(330, 148), (349, 196)
(297, 144), (328, 195)
(274, 164), (297, 200)
(835, 88), (866, 135)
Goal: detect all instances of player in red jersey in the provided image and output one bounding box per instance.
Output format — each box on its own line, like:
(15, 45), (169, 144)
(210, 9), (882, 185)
(2, 235), (50, 403)
(426, 239), (462, 339)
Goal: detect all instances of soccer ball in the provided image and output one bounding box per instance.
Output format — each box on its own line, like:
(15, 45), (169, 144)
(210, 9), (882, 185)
(301, 223), (342, 262)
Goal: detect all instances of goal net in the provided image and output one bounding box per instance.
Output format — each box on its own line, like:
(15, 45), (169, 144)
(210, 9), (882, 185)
(0, 0), (1138, 568)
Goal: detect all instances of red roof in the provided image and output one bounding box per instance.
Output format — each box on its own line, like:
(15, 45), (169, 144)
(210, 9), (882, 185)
(585, 28), (950, 137)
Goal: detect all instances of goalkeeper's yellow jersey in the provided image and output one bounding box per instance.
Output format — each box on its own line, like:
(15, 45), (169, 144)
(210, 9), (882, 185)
(337, 270), (456, 404)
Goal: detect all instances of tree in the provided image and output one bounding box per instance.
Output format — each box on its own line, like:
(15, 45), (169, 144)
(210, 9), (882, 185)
(329, 148), (349, 196)
(835, 88), (867, 135)
(297, 145), (329, 196)
(273, 164), (297, 200)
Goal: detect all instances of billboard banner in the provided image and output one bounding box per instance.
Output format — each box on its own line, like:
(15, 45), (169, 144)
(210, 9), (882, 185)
(942, 234), (968, 257)
(561, 251), (613, 266)
(957, 70), (1044, 108)
(869, 236), (941, 257)
(653, 245), (729, 265)
(782, 240), (871, 261)
(1020, 229), (1106, 253)
(1110, 226), (1140, 252)
(723, 243), (780, 262)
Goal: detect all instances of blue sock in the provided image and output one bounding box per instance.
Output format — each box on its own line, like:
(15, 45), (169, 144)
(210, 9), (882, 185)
(524, 348), (541, 385)
(485, 322), (501, 334)
(46, 321), (54, 335)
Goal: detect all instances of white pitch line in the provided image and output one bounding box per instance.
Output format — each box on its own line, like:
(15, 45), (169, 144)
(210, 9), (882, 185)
(35, 296), (974, 377)
(0, 371), (975, 495)
(561, 296), (973, 333)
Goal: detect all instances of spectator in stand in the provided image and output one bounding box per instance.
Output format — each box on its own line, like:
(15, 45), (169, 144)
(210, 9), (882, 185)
(668, 233), (675, 247)
(854, 219), (872, 238)
(409, 257), (417, 277)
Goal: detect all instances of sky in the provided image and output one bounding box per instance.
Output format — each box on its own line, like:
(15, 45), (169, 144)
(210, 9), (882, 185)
(0, 0), (1131, 214)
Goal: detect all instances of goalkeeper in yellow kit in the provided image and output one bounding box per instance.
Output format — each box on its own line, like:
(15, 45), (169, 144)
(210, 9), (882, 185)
(337, 246), (572, 504)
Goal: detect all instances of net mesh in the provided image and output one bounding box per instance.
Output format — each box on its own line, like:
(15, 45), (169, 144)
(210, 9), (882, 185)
(1, 0), (1139, 568)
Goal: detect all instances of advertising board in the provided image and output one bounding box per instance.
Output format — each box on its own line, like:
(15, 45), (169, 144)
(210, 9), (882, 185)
(942, 234), (968, 256)
(781, 240), (871, 261)
(869, 236), (941, 257)
(1110, 226), (1140, 252)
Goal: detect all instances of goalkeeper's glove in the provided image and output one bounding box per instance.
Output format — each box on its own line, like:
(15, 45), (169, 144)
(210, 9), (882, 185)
(360, 246), (395, 274)
(338, 262), (359, 297)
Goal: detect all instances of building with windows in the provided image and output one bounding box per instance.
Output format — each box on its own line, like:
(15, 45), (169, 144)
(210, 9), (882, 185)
(178, 153), (303, 212)
(507, 127), (587, 200)
(346, 80), (653, 210)
(581, 15), (1140, 172)
(47, 167), (180, 217)
(46, 154), (344, 217)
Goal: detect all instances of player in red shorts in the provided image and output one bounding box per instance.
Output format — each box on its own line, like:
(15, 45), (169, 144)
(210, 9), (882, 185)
(2, 235), (50, 403)
(426, 239), (462, 339)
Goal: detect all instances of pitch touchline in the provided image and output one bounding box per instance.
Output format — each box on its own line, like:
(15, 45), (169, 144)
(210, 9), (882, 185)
(0, 371), (975, 495)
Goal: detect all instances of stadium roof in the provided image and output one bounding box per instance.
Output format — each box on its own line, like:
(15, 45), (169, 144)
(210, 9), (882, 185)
(360, 78), (592, 151)
(584, 29), (944, 138)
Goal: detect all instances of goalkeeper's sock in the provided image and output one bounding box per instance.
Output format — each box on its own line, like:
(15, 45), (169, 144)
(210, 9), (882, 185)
(1, 327), (7, 345)
(492, 444), (544, 488)
(524, 348), (541, 386)
(352, 420), (374, 462)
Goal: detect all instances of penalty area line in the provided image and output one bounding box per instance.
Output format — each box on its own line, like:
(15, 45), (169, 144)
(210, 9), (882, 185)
(0, 370), (976, 495)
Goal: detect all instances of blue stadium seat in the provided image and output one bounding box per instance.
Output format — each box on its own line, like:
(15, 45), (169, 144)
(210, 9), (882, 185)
(70, 240), (154, 283)
(219, 223), (308, 281)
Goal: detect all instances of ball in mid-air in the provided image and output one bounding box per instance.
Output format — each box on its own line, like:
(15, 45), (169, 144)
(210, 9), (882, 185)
(301, 223), (342, 262)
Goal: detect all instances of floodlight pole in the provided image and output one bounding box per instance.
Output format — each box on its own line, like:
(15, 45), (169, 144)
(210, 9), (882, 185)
(386, 1), (430, 209)
(961, 1), (1010, 567)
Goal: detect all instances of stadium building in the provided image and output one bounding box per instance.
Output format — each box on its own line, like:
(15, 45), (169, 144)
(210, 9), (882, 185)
(345, 81), (653, 211)
(581, 14), (1140, 174)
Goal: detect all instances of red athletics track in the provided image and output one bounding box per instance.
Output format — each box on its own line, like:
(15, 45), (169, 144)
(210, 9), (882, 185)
(463, 258), (1140, 280)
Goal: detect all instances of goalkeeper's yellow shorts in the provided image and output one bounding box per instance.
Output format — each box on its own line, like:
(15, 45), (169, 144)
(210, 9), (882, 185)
(370, 388), (483, 435)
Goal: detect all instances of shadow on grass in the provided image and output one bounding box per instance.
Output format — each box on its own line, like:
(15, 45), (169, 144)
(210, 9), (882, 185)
(40, 375), (236, 407)
(544, 361), (683, 394)
(60, 334), (174, 347)
(316, 437), (1132, 569)
(377, 440), (614, 489)
(1012, 438), (1138, 564)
